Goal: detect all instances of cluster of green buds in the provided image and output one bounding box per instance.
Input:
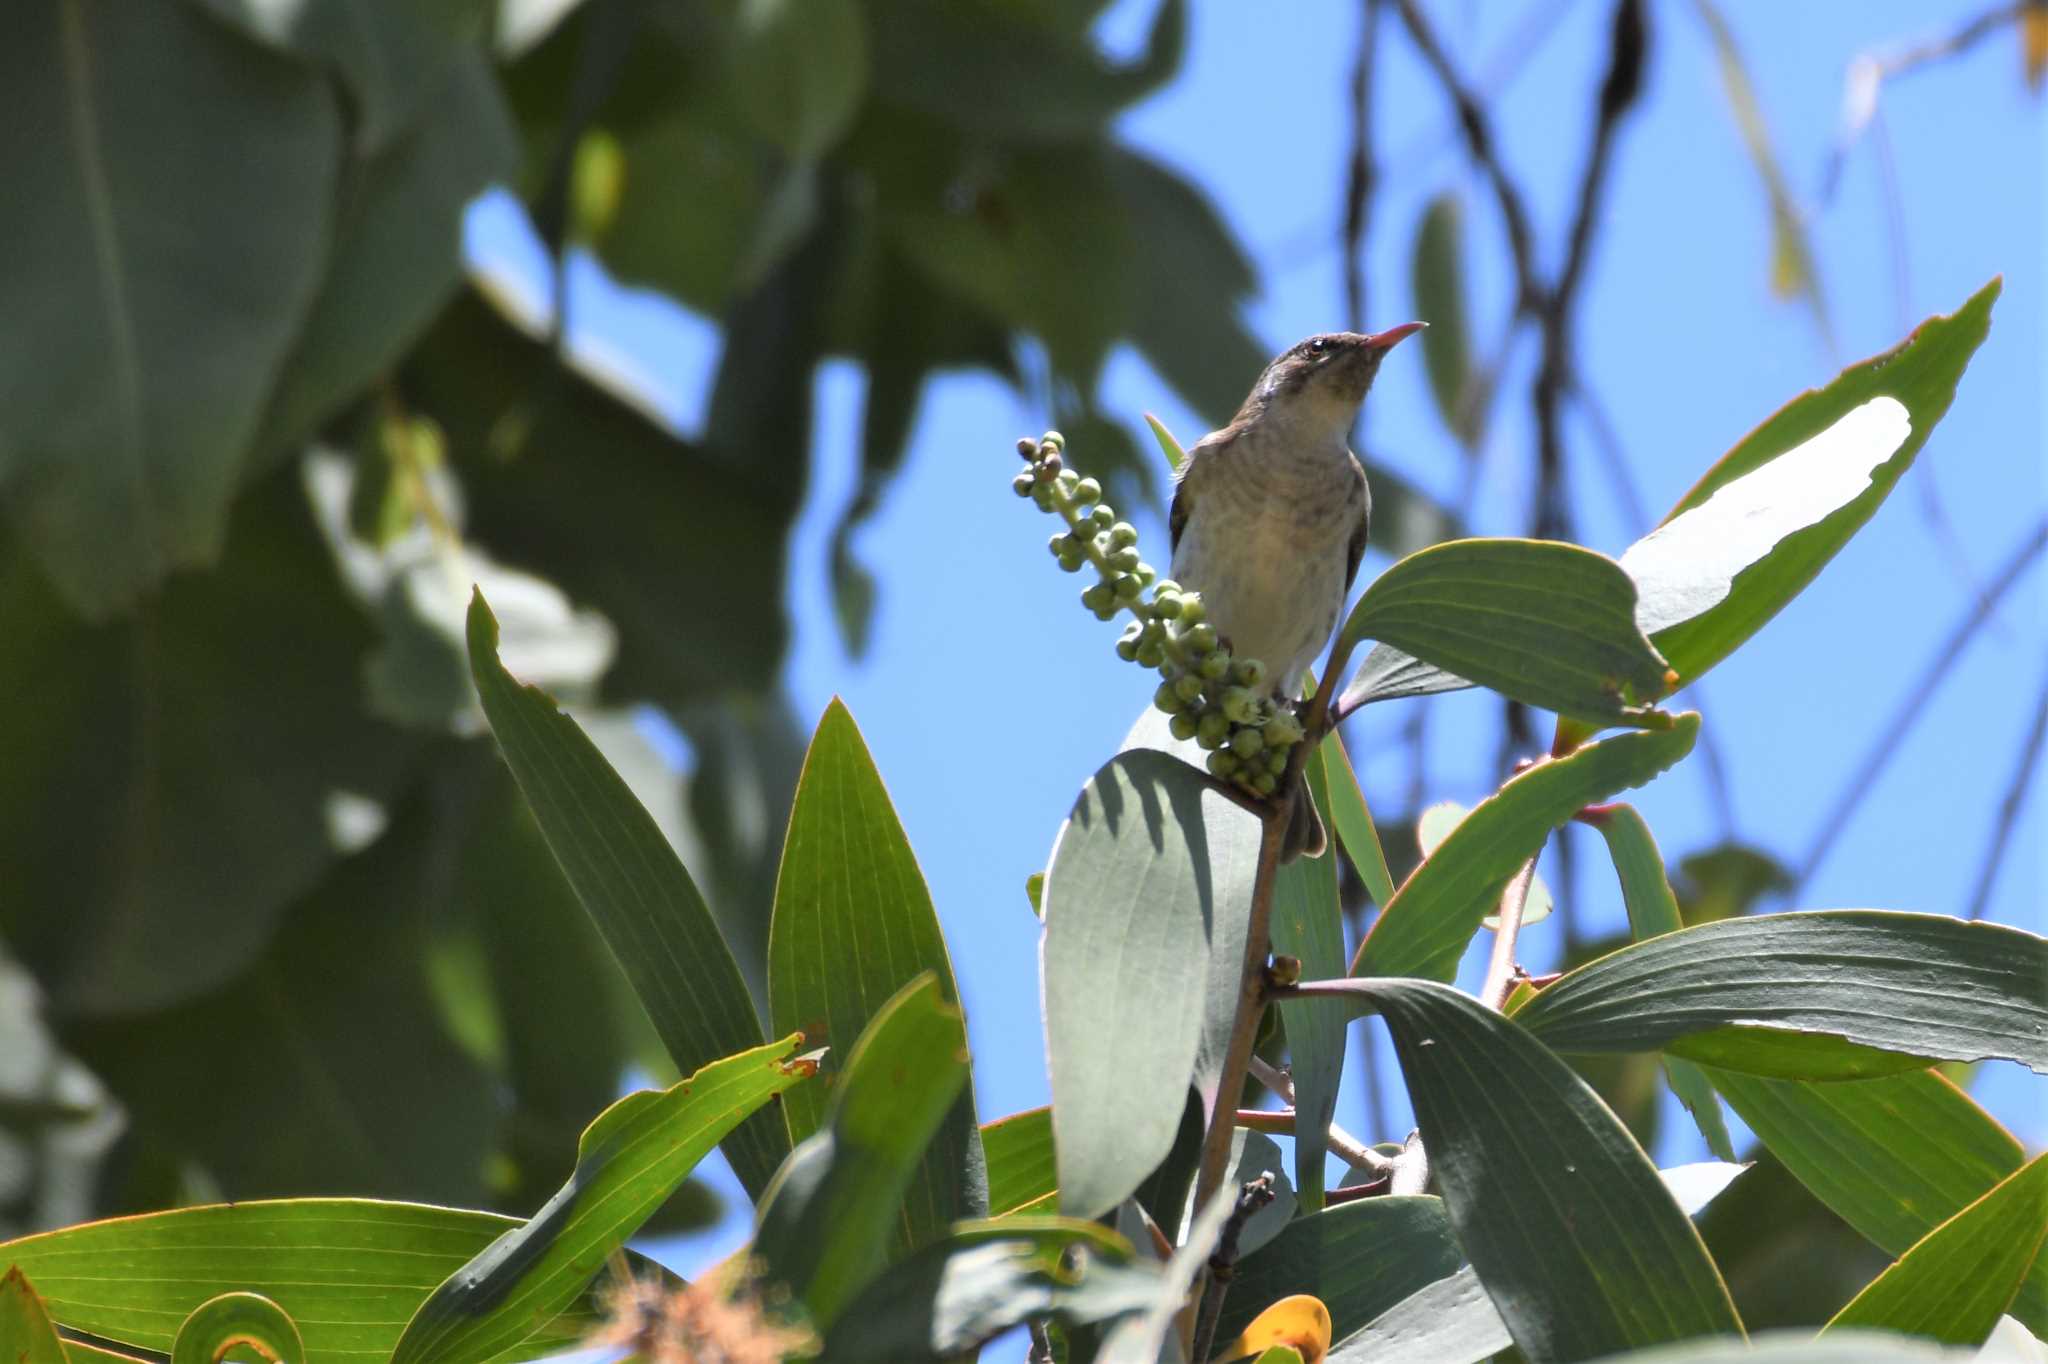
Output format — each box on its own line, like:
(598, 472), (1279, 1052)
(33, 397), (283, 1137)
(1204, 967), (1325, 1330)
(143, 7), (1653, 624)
(1012, 431), (1304, 798)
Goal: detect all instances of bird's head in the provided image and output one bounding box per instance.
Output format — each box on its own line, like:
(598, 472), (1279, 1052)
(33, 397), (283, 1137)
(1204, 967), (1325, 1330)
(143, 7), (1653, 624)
(1240, 323), (1426, 434)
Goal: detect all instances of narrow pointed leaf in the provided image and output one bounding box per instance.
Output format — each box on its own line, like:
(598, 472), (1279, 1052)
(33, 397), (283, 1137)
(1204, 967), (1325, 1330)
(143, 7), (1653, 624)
(1620, 278), (1998, 690)
(391, 1036), (814, 1364)
(1269, 741), (1347, 1208)
(1212, 1197), (1462, 1350)
(983, 1107), (1057, 1217)
(1410, 191), (1480, 446)
(1323, 728), (1395, 907)
(1144, 412), (1187, 471)
(1582, 804), (1735, 1159)
(1335, 539), (1673, 724)
(1706, 1067), (2046, 1331)
(1044, 748), (1264, 1218)
(0, 1268), (65, 1364)
(1515, 911), (2048, 1076)
(1825, 1153), (2048, 1344)
(756, 975), (971, 1328)
(1282, 977), (1743, 1360)
(467, 591), (787, 1197)
(1353, 718), (1699, 982)
(0, 1200), (613, 1363)
(769, 699), (986, 1249)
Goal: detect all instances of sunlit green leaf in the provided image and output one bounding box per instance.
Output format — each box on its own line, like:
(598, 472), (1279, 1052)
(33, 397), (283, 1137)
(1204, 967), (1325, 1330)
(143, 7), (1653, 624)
(1269, 741), (1346, 1209)
(769, 700), (986, 1248)
(1353, 718), (1699, 982)
(755, 975), (970, 1328)
(1337, 539), (1673, 724)
(1515, 911), (2048, 1077)
(391, 1035), (813, 1364)
(1824, 1153), (2048, 1344)
(0, 1267), (65, 1364)
(1323, 728), (1394, 908)
(983, 1107), (1057, 1217)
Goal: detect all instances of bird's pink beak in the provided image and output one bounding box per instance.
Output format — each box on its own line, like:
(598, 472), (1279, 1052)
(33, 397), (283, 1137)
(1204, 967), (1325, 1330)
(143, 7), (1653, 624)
(1364, 321), (1427, 349)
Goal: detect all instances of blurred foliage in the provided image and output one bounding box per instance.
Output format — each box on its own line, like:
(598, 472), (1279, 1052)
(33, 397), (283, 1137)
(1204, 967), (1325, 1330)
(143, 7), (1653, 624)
(0, 0), (1275, 1230)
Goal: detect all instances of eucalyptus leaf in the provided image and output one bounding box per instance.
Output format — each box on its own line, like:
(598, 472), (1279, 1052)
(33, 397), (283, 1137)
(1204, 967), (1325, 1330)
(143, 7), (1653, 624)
(0, 1268), (65, 1364)
(1338, 643), (1470, 714)
(1212, 1196), (1462, 1350)
(1353, 717), (1699, 982)
(1268, 742), (1346, 1208)
(755, 975), (970, 1329)
(1322, 729), (1395, 908)
(983, 1107), (1057, 1217)
(768, 700), (986, 1249)
(391, 1035), (813, 1364)
(1281, 978), (1742, 1361)
(1337, 539), (1672, 724)
(1824, 1153), (2048, 1344)
(1410, 191), (1481, 447)
(1043, 749), (1263, 1219)
(1515, 911), (2048, 1076)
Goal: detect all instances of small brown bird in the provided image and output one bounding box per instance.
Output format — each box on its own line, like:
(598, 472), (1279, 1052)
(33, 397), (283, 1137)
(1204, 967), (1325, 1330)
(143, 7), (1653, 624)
(1168, 324), (1424, 857)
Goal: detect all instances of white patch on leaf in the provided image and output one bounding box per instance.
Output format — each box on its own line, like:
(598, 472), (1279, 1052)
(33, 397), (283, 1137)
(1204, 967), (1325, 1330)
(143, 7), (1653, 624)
(1622, 396), (1912, 636)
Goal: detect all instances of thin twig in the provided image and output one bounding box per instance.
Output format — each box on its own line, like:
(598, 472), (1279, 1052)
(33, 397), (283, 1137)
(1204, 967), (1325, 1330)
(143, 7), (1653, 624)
(1480, 856), (1539, 1010)
(1964, 664), (2048, 921)
(1795, 518), (2048, 895)
(1246, 1055), (1391, 1172)
(1189, 1175), (1278, 1364)
(1027, 1319), (1055, 1363)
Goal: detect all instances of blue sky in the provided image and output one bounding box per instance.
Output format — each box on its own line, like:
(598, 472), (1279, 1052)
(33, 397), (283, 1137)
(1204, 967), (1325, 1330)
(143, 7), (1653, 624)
(471, 0), (2045, 1282)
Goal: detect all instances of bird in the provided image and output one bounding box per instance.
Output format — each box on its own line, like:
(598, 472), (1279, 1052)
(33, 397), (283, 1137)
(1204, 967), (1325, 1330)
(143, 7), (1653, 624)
(1168, 324), (1424, 859)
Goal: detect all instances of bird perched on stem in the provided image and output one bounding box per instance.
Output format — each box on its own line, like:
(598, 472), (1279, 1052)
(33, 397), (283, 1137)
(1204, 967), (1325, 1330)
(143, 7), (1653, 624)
(1168, 324), (1424, 859)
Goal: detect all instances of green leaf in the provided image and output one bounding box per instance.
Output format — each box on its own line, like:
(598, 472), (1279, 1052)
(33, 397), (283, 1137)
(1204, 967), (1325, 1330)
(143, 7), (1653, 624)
(768, 699), (986, 1246)
(1253, 1349), (1306, 1364)
(1213, 1197), (1462, 1350)
(1043, 749), (1264, 1218)
(0, 468), (413, 1015)
(0, 1267), (65, 1364)
(1705, 1067), (2046, 1332)
(1283, 977), (1743, 1360)
(818, 1221), (1156, 1362)
(466, 589), (789, 1199)
(728, 0), (868, 160)
(1410, 191), (1482, 447)
(984, 1107), (1057, 1217)
(1514, 911), (2048, 1076)
(0, 1199), (607, 1363)
(1619, 278), (1998, 691)
(254, 50), (516, 465)
(170, 1292), (303, 1364)
(1337, 539), (1674, 724)
(755, 975), (971, 1328)
(0, 1), (339, 614)
(1352, 718), (1699, 982)
(1582, 804), (1735, 1160)
(1323, 729), (1395, 907)
(1417, 801), (1554, 928)
(1824, 1153), (2048, 1344)
(1096, 1186), (1237, 1364)
(1269, 741), (1348, 1209)
(1338, 643), (1471, 714)
(391, 1035), (813, 1364)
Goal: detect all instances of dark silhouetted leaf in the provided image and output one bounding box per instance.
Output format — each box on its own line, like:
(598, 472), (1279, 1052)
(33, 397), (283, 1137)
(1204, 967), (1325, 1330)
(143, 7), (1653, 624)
(1214, 1197), (1462, 1350)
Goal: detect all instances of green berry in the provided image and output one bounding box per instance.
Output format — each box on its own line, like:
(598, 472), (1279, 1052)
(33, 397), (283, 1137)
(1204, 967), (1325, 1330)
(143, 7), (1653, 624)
(1109, 547), (1141, 573)
(1231, 727), (1265, 758)
(1082, 583), (1114, 612)
(1263, 710), (1304, 745)
(1207, 751), (1240, 779)
(1135, 640), (1165, 668)
(1198, 649), (1231, 681)
(1266, 747), (1290, 776)
(1073, 477), (1103, 505)
(1154, 681), (1184, 714)
(1090, 505), (1116, 531)
(1016, 437), (1037, 458)
(1152, 592), (1183, 619)
(1094, 602), (1119, 621)
(1057, 468), (1080, 494)
(1041, 450), (1063, 475)
(1114, 573), (1144, 601)
(1108, 522), (1139, 550)
(1183, 623), (1218, 654)
(1044, 430), (1066, 451)
(1197, 711), (1231, 750)
(1221, 687), (1257, 725)
(1177, 595), (1206, 625)
(1250, 771), (1278, 797)
(1115, 637), (1138, 662)
(1169, 712), (1200, 741)
(1234, 657), (1267, 689)
(1174, 673), (1206, 704)
(1134, 561), (1156, 585)
(1012, 471), (1036, 497)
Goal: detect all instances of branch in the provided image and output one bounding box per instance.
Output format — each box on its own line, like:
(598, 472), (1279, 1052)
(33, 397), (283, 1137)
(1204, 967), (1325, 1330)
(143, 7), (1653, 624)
(1795, 517), (2048, 895)
(1189, 1175), (1279, 1364)
(1479, 855), (1540, 1010)
(1964, 662), (2048, 920)
(1245, 1054), (1392, 1173)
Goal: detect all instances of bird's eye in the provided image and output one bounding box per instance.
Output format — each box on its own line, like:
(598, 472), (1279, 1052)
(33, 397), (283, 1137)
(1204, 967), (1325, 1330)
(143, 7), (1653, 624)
(1307, 337), (1328, 356)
